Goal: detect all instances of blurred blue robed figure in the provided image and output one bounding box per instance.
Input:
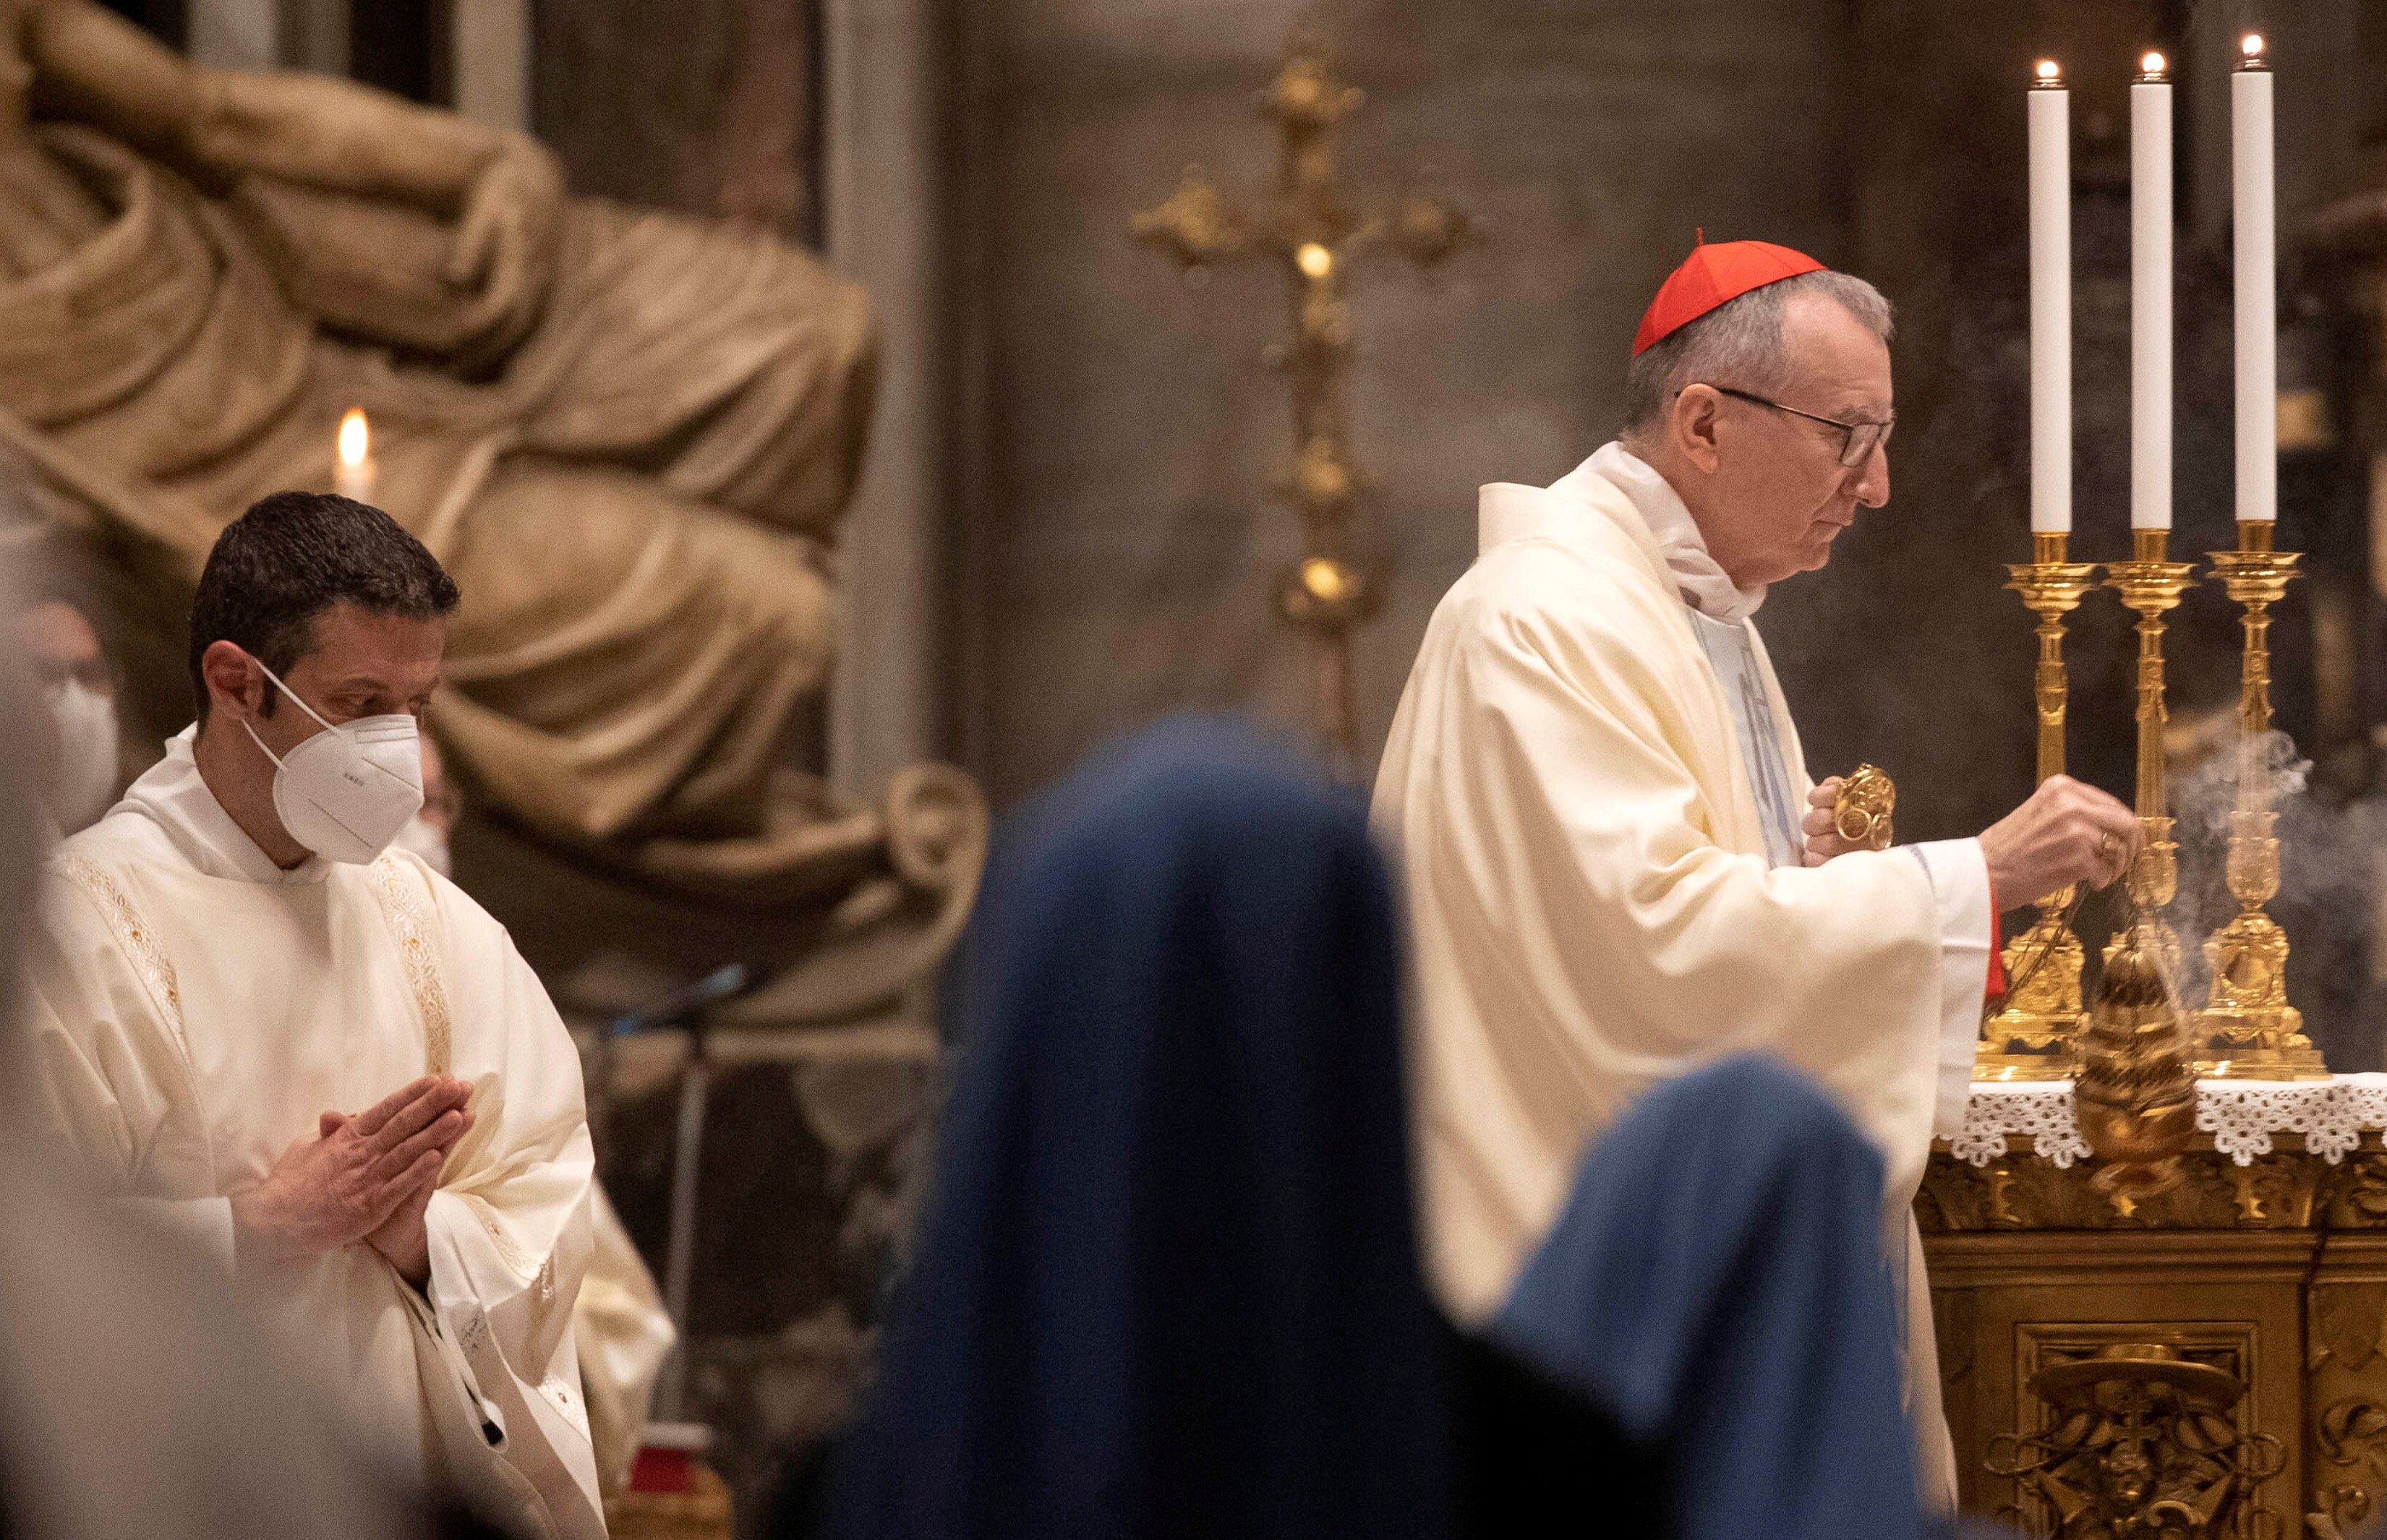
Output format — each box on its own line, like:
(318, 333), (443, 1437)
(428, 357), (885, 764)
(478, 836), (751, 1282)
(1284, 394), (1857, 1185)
(814, 717), (1923, 1540)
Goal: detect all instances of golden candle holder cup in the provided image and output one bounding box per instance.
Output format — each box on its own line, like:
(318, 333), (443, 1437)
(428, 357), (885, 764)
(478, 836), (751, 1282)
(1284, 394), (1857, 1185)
(2193, 525), (2327, 1079)
(1979, 531), (2101, 1080)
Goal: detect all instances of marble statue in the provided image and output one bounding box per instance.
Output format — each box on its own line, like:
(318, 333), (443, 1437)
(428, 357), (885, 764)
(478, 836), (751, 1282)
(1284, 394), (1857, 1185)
(0, 0), (979, 1011)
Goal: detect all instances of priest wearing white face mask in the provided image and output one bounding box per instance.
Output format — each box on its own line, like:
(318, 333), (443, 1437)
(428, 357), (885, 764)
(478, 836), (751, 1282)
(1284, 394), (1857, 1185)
(22, 492), (606, 1539)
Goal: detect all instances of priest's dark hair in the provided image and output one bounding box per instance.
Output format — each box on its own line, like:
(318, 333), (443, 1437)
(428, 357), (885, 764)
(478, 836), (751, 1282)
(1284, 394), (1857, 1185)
(187, 490), (459, 723)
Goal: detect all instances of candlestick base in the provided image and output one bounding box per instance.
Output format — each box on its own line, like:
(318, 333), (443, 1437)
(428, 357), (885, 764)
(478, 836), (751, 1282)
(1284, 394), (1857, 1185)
(1977, 890), (2086, 1080)
(2191, 821), (2329, 1080)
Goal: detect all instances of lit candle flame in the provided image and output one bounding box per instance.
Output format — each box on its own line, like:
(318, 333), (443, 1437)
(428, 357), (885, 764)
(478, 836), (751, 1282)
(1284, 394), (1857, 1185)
(1295, 241), (1333, 279)
(2035, 59), (2061, 84)
(2242, 33), (2264, 58)
(2140, 50), (2167, 77)
(338, 408), (370, 470)
(1300, 557), (1346, 602)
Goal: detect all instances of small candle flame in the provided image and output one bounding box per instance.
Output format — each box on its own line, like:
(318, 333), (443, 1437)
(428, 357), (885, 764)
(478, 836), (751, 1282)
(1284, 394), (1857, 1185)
(1300, 557), (1346, 602)
(1295, 241), (1333, 279)
(338, 408), (370, 469)
(2242, 33), (2264, 57)
(2034, 59), (2062, 84)
(2140, 50), (2167, 77)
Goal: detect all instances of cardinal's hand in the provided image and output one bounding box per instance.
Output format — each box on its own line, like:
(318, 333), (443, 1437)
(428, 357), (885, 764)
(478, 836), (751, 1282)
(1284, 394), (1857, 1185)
(1978, 774), (2139, 907)
(1801, 779), (1861, 866)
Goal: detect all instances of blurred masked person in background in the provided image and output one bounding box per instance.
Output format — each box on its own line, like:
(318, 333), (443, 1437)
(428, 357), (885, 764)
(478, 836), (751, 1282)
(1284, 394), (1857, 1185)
(13, 581), (117, 839)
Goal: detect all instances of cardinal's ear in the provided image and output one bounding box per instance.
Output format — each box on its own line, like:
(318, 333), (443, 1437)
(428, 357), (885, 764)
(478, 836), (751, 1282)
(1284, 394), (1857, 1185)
(1672, 384), (1725, 474)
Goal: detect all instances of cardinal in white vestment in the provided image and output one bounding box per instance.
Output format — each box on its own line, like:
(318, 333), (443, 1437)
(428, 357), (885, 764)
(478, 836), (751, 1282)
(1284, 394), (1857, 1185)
(1372, 240), (2140, 1508)
(22, 492), (605, 1538)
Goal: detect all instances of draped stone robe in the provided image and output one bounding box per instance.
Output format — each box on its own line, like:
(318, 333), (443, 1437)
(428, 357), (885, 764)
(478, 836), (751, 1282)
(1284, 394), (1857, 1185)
(22, 730), (604, 1539)
(1372, 446), (1989, 1508)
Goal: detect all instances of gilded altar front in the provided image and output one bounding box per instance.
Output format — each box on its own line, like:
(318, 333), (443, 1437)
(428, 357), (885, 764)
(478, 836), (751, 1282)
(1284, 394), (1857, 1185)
(1923, 1111), (2387, 1538)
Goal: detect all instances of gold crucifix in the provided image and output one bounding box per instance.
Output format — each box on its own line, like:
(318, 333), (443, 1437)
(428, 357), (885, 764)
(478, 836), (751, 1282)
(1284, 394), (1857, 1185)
(1132, 31), (1476, 767)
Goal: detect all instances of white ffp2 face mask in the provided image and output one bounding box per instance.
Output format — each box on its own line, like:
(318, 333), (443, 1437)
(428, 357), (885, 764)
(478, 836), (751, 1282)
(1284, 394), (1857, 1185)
(46, 680), (119, 832)
(240, 659), (424, 865)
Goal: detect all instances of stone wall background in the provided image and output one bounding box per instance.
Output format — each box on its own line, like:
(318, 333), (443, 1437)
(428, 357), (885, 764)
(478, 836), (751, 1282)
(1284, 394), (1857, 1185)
(534, 0), (821, 241)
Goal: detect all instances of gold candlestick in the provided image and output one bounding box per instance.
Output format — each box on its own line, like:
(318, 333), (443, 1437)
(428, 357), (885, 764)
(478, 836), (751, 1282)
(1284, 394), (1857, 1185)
(2103, 528), (2198, 978)
(1978, 531), (2099, 1079)
(2193, 521), (2327, 1077)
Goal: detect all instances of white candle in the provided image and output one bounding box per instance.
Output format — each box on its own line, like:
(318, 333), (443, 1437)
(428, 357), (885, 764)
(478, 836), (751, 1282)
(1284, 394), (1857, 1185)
(2130, 53), (2172, 531)
(2028, 61), (2071, 534)
(2233, 35), (2276, 525)
(335, 408), (378, 504)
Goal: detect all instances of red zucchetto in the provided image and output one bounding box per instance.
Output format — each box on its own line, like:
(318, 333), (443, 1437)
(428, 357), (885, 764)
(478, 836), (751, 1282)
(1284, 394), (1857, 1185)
(1631, 237), (1827, 356)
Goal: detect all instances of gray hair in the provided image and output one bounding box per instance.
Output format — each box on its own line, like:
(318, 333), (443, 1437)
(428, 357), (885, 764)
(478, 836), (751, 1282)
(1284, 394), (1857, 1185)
(1619, 269), (1893, 439)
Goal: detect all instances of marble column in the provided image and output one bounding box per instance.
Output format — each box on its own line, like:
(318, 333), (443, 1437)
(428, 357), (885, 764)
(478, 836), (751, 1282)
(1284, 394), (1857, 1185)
(185, 0), (275, 69)
(453, 0), (531, 131)
(278, 0), (348, 74)
(824, 0), (944, 794)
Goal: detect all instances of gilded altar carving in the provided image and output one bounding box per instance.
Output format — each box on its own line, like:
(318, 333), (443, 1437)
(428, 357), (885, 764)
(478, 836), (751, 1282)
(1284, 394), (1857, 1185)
(2310, 1398), (2387, 1538)
(1921, 1150), (2328, 1233)
(1988, 1343), (2284, 1539)
(2313, 1287), (2387, 1374)
(2307, 1277), (2387, 1537)
(2320, 1155), (2387, 1229)
(1926, 1139), (2387, 1531)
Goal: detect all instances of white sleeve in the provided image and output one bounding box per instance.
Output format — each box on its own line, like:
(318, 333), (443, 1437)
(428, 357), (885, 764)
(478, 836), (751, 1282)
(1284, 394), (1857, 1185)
(1903, 839), (1991, 1137)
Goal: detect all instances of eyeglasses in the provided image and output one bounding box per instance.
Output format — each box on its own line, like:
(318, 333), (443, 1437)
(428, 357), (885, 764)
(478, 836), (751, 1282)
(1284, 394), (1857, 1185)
(1698, 385), (1895, 469)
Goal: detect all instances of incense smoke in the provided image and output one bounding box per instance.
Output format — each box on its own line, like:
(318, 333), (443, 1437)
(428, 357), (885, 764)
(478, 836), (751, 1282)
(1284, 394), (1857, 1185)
(2165, 727), (2373, 1046)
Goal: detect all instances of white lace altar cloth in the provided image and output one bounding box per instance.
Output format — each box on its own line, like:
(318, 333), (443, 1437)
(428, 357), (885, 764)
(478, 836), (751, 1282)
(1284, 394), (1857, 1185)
(1950, 1074), (2387, 1169)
